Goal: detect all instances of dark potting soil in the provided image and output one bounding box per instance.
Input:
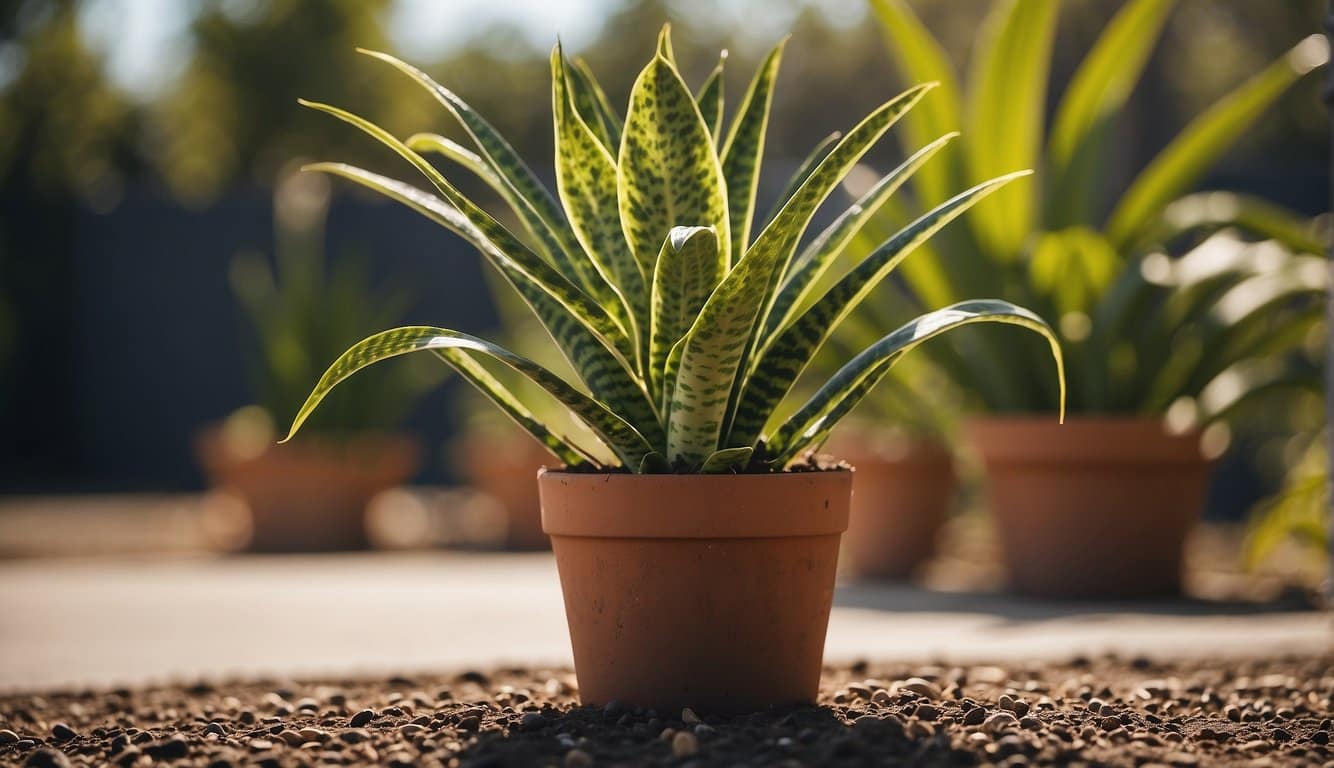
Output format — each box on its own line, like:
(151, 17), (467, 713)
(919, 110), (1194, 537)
(1, 655), (1330, 767)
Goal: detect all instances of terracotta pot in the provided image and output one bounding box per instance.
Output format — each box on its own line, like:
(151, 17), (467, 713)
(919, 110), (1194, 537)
(967, 416), (1210, 599)
(454, 431), (553, 550)
(539, 469), (851, 713)
(196, 429), (420, 552)
(833, 437), (955, 581)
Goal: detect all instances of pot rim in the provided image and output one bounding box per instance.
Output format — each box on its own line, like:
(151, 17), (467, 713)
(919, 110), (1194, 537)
(538, 467), (852, 539)
(965, 415), (1207, 465)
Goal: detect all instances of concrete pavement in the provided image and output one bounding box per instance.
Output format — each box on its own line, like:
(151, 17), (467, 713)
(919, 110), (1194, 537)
(1, 553), (1327, 692)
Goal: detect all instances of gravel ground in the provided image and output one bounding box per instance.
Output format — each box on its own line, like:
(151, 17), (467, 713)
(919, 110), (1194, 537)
(1, 655), (1330, 767)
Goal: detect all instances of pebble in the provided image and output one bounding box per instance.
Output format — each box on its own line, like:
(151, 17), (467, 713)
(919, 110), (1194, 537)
(0, 660), (1328, 767)
(671, 730), (698, 758)
(23, 749), (70, 768)
(150, 736), (190, 759)
(349, 708), (375, 728)
(984, 712), (1019, 734)
(50, 723), (77, 741)
(897, 677), (942, 699)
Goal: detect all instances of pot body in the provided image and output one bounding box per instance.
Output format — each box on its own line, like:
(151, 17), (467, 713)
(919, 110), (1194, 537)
(968, 417), (1210, 599)
(197, 429), (420, 552)
(834, 438), (954, 581)
(455, 431), (552, 551)
(539, 470), (851, 713)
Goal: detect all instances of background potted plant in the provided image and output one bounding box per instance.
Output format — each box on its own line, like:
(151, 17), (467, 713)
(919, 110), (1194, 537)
(856, 0), (1327, 598)
(282, 26), (1063, 711)
(197, 172), (440, 552)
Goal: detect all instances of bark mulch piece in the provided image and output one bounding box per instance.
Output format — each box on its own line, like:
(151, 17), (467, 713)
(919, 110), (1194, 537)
(1, 655), (1330, 766)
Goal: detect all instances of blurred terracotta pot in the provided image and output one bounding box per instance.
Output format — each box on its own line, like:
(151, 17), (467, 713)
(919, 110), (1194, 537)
(831, 436), (955, 581)
(540, 469), (851, 713)
(197, 429), (420, 552)
(967, 416), (1210, 599)
(455, 431), (553, 550)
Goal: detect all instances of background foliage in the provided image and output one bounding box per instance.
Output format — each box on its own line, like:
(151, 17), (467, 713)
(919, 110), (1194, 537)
(0, 0), (1325, 490)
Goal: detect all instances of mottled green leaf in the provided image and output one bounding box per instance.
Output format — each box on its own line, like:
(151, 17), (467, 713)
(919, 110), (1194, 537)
(569, 56), (623, 150)
(696, 52), (726, 144)
(768, 300), (1065, 465)
(356, 49), (619, 311)
(618, 53), (731, 279)
(297, 102), (632, 353)
(767, 131), (958, 337)
(429, 348), (601, 468)
(700, 446), (754, 473)
(657, 24), (677, 64)
(764, 131), (840, 233)
(720, 39), (784, 263)
(284, 327), (656, 468)
(730, 171), (1030, 447)
(665, 85), (934, 465)
(649, 226), (722, 409)
(407, 132), (558, 255)
(551, 45), (646, 351)
(300, 159), (663, 447)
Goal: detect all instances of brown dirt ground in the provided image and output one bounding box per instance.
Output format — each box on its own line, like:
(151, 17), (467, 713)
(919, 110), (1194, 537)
(2, 654), (1331, 767)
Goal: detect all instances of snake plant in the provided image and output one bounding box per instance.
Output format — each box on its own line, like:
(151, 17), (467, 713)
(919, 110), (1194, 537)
(857, 0), (1326, 428)
(283, 27), (1064, 473)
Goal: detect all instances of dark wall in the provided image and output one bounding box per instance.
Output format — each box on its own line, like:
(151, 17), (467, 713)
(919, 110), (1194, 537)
(3, 187), (496, 493)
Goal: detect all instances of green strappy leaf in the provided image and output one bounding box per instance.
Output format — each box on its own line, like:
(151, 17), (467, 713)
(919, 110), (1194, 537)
(618, 53), (731, 279)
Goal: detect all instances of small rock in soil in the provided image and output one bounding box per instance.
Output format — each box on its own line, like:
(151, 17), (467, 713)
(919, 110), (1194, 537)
(564, 748), (593, 768)
(0, 656), (1330, 767)
(671, 730), (698, 758)
(23, 748), (70, 768)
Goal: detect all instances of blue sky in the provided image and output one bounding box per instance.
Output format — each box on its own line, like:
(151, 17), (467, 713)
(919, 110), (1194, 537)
(72, 0), (866, 100)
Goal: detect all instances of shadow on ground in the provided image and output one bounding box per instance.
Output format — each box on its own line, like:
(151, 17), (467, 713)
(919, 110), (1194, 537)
(449, 701), (959, 768)
(833, 582), (1321, 623)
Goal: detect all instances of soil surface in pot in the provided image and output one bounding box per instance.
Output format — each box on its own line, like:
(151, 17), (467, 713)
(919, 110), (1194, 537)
(3, 655), (1328, 767)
